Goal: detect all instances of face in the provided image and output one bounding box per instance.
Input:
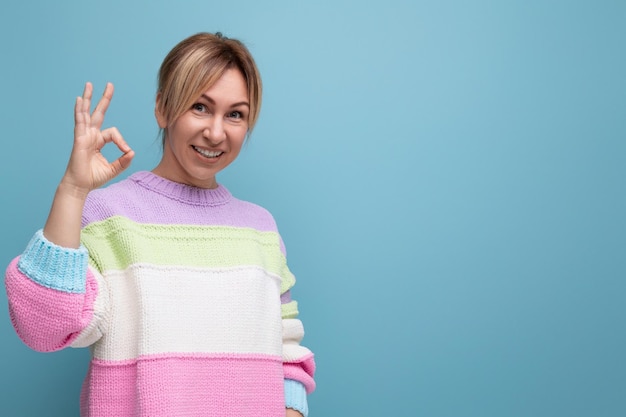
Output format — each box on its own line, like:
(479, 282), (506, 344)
(153, 68), (250, 189)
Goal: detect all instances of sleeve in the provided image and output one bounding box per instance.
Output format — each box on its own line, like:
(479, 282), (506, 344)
(285, 378), (309, 416)
(279, 250), (316, 416)
(4, 230), (107, 352)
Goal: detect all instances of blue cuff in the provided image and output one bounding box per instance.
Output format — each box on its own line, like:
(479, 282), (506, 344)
(285, 379), (308, 417)
(17, 229), (88, 293)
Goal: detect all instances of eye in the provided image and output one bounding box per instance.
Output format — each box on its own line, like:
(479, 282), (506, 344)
(191, 103), (207, 112)
(227, 110), (243, 120)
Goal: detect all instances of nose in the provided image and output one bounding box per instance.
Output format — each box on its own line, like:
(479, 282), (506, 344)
(203, 116), (226, 144)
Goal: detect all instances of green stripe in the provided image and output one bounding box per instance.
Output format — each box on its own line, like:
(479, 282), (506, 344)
(281, 301), (299, 319)
(81, 216), (295, 293)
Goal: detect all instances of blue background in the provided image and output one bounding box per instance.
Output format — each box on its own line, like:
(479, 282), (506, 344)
(1, 1), (624, 416)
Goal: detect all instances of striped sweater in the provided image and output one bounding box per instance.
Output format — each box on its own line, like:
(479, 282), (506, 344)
(5, 171), (315, 417)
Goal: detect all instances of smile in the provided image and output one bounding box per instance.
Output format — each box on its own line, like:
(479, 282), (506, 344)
(192, 145), (223, 158)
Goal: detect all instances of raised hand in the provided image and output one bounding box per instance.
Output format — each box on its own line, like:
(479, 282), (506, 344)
(43, 83), (134, 248)
(63, 82), (134, 195)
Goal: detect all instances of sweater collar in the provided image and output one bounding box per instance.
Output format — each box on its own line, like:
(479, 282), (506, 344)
(128, 171), (232, 206)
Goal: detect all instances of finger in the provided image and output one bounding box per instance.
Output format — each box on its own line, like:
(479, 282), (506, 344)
(75, 83), (93, 138)
(111, 149), (135, 173)
(91, 82), (114, 129)
(101, 127), (132, 154)
(82, 82), (93, 116)
(74, 97), (89, 138)
(100, 127), (134, 175)
(74, 96), (87, 138)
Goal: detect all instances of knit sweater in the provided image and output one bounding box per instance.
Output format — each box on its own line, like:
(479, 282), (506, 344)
(5, 171), (315, 417)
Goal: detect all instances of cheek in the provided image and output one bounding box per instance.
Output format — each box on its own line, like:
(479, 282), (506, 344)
(229, 126), (248, 147)
(166, 124), (195, 151)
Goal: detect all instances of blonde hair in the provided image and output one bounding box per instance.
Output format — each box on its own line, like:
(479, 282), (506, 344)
(157, 32), (262, 143)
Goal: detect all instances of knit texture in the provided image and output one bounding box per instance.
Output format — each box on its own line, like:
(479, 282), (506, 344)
(5, 171), (315, 417)
(285, 378), (310, 416)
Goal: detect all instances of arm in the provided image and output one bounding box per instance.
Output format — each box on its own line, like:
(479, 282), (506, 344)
(5, 83), (133, 351)
(281, 278), (316, 416)
(44, 82), (134, 247)
(5, 233), (96, 351)
(282, 317), (315, 417)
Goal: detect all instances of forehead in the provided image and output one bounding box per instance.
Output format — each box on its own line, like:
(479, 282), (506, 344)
(200, 68), (248, 103)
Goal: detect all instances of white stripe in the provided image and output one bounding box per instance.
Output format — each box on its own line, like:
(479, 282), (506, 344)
(283, 319), (313, 362)
(71, 269), (110, 348)
(93, 264), (283, 361)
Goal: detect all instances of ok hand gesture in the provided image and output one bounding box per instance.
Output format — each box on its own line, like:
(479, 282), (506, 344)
(63, 82), (134, 195)
(43, 83), (135, 247)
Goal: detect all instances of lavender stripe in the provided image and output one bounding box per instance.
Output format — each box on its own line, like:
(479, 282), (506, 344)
(281, 290), (292, 304)
(82, 172), (279, 233)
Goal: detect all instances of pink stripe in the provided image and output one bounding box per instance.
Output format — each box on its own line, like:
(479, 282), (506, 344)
(283, 353), (316, 394)
(5, 258), (97, 352)
(81, 355), (285, 417)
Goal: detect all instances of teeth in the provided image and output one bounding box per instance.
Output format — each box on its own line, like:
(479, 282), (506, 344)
(193, 146), (223, 158)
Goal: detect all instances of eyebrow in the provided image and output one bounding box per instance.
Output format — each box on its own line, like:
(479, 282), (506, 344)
(200, 94), (250, 108)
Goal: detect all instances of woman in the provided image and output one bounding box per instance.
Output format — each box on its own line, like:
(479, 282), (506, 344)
(5, 32), (315, 417)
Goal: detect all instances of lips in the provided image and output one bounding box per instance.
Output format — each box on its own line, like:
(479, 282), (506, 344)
(192, 145), (224, 158)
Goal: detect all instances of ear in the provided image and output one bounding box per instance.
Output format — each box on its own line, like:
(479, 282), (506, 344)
(155, 92), (168, 129)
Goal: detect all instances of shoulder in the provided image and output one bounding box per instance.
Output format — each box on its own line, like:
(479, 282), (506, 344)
(87, 175), (139, 201)
(227, 196), (279, 232)
(226, 196), (289, 254)
(82, 174), (144, 226)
